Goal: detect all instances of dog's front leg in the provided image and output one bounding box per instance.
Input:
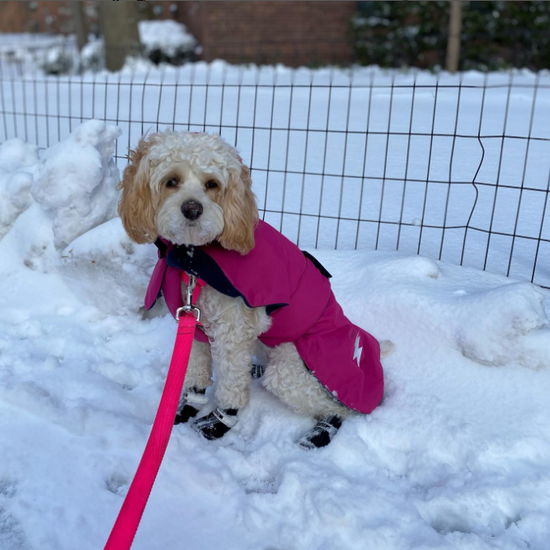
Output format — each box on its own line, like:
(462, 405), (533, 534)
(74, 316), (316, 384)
(175, 340), (212, 424)
(193, 289), (270, 440)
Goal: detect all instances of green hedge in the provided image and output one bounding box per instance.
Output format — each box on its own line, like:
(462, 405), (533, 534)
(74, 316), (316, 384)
(351, 1), (550, 71)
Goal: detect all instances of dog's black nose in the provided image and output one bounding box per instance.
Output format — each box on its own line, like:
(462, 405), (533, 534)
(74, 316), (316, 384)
(181, 200), (203, 220)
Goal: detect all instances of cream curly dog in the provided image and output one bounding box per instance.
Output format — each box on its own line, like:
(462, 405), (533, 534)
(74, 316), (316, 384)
(118, 131), (393, 448)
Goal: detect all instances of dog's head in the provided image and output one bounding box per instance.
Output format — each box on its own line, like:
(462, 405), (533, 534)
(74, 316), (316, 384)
(118, 131), (258, 254)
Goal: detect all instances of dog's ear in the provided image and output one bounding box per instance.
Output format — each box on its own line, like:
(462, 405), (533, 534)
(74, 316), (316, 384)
(118, 136), (158, 244)
(218, 164), (258, 255)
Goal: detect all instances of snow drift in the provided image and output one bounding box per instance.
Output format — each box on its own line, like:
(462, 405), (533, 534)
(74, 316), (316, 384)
(31, 120), (121, 249)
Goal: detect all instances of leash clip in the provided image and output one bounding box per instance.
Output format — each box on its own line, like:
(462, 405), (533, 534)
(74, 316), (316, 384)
(176, 305), (201, 322)
(176, 274), (202, 322)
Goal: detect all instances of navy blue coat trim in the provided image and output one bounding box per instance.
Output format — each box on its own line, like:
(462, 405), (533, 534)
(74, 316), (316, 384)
(154, 241), (330, 315)
(302, 251), (332, 279)
(147, 239), (168, 309)
(166, 243), (243, 298)
(154, 238), (168, 257)
(164, 243), (287, 314)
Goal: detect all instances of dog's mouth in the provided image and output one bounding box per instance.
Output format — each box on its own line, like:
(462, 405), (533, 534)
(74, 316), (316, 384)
(163, 218), (221, 247)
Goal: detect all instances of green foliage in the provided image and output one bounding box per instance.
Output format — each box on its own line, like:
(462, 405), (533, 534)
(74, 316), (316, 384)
(351, 1), (550, 71)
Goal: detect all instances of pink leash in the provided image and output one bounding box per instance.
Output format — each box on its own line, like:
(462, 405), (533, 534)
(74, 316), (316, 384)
(104, 274), (204, 550)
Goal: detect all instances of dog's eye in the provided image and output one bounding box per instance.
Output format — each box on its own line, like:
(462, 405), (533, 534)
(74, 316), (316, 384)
(205, 180), (219, 189)
(165, 178), (178, 188)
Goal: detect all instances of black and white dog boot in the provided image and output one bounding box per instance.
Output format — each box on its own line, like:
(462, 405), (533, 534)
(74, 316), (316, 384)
(192, 408), (238, 440)
(250, 363), (266, 380)
(174, 387), (209, 425)
(299, 416), (343, 449)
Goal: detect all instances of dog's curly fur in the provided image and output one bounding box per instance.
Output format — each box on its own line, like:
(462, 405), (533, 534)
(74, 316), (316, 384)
(119, 131), (387, 428)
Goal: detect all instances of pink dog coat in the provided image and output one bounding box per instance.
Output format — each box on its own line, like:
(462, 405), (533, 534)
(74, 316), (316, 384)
(145, 220), (384, 414)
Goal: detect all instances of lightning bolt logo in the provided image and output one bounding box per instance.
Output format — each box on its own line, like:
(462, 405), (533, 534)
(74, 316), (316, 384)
(353, 333), (363, 367)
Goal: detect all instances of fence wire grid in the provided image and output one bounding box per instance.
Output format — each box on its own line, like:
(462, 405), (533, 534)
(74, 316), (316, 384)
(1, 47), (549, 289)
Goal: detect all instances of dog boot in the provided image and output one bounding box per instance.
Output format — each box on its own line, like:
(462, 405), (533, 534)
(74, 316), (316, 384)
(192, 408), (238, 440)
(299, 415), (343, 449)
(174, 387), (209, 425)
(250, 363), (266, 379)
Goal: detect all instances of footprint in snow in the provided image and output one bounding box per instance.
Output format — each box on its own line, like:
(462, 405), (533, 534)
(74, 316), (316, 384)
(105, 473), (130, 496)
(0, 506), (30, 550)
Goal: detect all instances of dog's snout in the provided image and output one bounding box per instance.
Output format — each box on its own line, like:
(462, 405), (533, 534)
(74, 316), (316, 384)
(181, 200), (203, 221)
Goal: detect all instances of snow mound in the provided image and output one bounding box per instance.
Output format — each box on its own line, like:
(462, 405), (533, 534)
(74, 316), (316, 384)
(0, 138), (38, 173)
(0, 122), (159, 315)
(348, 253), (550, 371)
(455, 283), (549, 368)
(0, 138), (38, 238)
(59, 218), (158, 315)
(31, 120), (122, 249)
(138, 20), (197, 57)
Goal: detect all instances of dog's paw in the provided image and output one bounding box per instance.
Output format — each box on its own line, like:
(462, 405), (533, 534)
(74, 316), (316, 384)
(175, 404), (201, 424)
(192, 408), (238, 440)
(174, 387), (209, 425)
(299, 416), (342, 450)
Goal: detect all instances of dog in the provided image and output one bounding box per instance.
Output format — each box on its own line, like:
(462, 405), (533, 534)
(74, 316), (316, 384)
(118, 131), (393, 448)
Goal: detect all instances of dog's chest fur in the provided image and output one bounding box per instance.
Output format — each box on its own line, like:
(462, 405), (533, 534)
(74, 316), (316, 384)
(180, 281), (272, 345)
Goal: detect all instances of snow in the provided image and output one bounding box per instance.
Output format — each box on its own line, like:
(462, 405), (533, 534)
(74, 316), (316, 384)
(31, 120), (121, 249)
(138, 20), (197, 57)
(0, 138), (38, 238)
(0, 24), (198, 75)
(0, 121), (549, 549)
(80, 37), (104, 72)
(79, 21), (197, 73)
(59, 217), (158, 316)
(0, 33), (71, 62)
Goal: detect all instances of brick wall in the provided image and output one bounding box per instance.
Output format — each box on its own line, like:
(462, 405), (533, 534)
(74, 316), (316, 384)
(180, 1), (357, 66)
(0, 1), (75, 35)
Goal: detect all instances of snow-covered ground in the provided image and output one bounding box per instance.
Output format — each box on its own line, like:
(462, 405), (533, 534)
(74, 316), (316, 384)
(0, 23), (197, 75)
(0, 115), (550, 550)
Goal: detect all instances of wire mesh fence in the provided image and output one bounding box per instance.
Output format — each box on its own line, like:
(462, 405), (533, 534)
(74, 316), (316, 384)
(1, 41), (549, 289)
